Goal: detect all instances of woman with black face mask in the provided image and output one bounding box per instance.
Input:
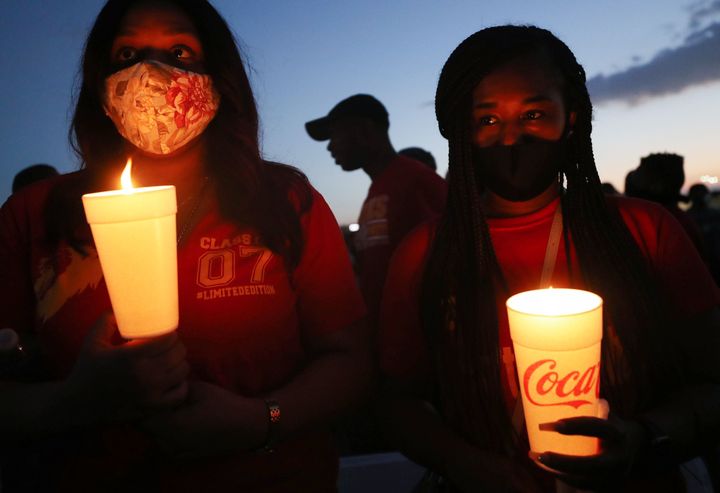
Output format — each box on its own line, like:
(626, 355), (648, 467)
(378, 26), (720, 492)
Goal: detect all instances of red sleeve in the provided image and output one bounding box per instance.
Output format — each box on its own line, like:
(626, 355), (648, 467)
(390, 169), (446, 249)
(0, 191), (38, 332)
(379, 222), (434, 380)
(362, 171), (447, 328)
(409, 172), (447, 230)
(652, 207), (720, 317)
(618, 198), (720, 318)
(293, 188), (366, 339)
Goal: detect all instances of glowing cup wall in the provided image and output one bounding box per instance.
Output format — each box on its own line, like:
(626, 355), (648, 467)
(82, 186), (178, 339)
(507, 288), (603, 456)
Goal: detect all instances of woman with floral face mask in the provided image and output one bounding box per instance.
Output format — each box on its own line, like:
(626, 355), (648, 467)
(0, 1), (369, 491)
(378, 26), (720, 492)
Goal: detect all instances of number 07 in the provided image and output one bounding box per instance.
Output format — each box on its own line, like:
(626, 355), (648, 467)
(238, 246), (273, 283)
(196, 246), (273, 288)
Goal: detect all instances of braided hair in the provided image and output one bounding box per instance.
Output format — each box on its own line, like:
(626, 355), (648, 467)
(421, 25), (683, 454)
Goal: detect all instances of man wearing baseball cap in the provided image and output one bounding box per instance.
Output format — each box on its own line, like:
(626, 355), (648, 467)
(306, 94), (447, 331)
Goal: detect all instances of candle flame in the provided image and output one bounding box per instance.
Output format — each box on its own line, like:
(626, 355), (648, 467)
(120, 158), (134, 191)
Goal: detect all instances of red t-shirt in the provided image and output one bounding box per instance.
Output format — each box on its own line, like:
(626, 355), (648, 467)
(379, 195), (720, 490)
(354, 155), (447, 326)
(0, 172), (365, 492)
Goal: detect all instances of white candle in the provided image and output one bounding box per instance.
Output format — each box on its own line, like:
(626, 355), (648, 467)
(82, 159), (178, 339)
(506, 288), (603, 456)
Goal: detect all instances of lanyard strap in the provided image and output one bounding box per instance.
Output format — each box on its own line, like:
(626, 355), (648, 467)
(539, 204), (563, 288)
(510, 204), (563, 441)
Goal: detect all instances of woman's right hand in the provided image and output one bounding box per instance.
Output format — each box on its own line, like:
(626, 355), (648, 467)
(63, 312), (189, 424)
(446, 447), (543, 493)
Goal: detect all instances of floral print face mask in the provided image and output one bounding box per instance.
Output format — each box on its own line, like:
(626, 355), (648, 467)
(103, 60), (220, 155)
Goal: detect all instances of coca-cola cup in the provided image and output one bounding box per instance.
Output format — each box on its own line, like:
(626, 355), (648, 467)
(507, 288), (603, 456)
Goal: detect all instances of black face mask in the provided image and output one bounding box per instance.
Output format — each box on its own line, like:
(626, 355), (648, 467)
(473, 138), (567, 202)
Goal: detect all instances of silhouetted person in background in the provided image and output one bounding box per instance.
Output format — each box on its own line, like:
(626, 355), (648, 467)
(624, 153), (686, 206)
(398, 146), (438, 172)
(688, 183), (720, 284)
(11, 164), (58, 193)
(601, 181), (620, 195)
(689, 184), (720, 220)
(306, 94), (446, 455)
(306, 94), (447, 330)
(625, 152), (707, 262)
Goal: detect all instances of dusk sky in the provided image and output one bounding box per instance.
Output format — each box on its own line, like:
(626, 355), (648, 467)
(1, 0), (719, 224)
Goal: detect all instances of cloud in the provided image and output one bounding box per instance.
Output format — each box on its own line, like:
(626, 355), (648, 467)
(688, 0), (720, 30)
(587, 21), (720, 105)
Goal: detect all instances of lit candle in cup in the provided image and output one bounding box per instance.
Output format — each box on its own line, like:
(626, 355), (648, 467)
(82, 159), (178, 339)
(506, 288), (603, 456)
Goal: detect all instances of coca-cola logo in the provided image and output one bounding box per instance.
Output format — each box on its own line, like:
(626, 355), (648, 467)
(522, 359), (599, 409)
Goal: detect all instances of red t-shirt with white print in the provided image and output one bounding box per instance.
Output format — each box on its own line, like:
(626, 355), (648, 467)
(379, 195), (719, 492)
(354, 154), (447, 327)
(0, 171), (365, 492)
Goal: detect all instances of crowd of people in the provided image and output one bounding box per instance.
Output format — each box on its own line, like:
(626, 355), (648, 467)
(1, 1), (719, 492)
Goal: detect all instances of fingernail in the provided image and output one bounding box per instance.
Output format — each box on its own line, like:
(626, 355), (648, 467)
(540, 420), (567, 432)
(528, 450), (543, 462)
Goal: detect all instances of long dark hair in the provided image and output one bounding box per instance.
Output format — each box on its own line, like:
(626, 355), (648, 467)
(47, 0), (310, 265)
(422, 25), (683, 453)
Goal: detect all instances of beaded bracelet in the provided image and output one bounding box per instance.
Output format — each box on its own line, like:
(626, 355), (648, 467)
(262, 399), (281, 453)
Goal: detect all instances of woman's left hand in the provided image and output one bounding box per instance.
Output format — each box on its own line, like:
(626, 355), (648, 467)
(529, 414), (649, 489)
(141, 380), (266, 460)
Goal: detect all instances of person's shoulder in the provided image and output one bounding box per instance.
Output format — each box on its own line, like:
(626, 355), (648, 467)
(393, 217), (439, 262)
(13, 170), (79, 195)
(607, 194), (668, 221)
(263, 160), (314, 212)
(608, 195), (689, 243)
(394, 155), (438, 175)
(1, 171), (85, 241)
(263, 160), (310, 188)
(5, 171), (83, 212)
(393, 155), (446, 188)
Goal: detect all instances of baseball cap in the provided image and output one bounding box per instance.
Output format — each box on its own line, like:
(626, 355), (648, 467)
(305, 94), (389, 141)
